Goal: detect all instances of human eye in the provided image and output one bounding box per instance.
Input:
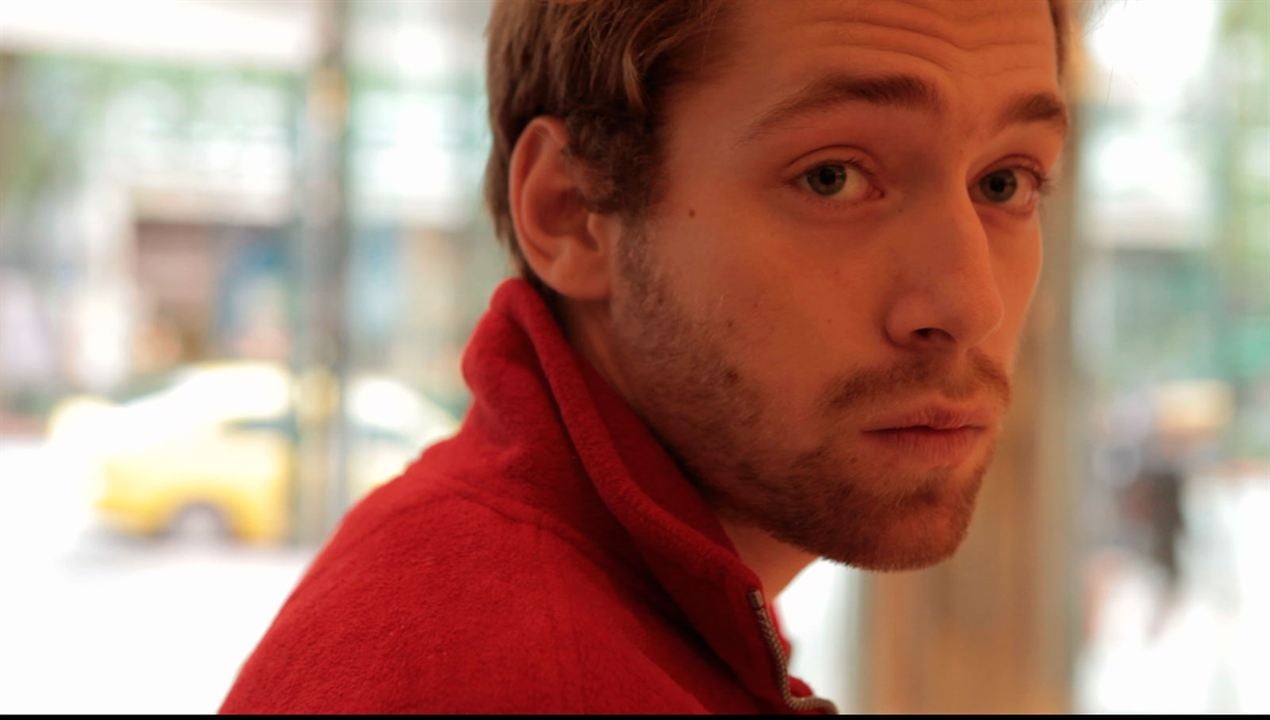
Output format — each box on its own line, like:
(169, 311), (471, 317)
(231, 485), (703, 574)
(971, 162), (1053, 215)
(791, 159), (879, 206)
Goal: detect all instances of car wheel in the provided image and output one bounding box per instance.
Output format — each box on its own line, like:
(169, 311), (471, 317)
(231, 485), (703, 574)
(168, 502), (232, 544)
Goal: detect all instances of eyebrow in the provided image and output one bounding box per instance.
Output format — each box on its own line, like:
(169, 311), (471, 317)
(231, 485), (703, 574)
(738, 73), (1069, 145)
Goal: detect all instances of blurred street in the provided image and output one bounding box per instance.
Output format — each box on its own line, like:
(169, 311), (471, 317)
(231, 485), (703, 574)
(1076, 467), (1270, 712)
(0, 437), (313, 713)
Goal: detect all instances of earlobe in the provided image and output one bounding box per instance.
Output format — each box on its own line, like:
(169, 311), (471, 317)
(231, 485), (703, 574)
(508, 117), (614, 301)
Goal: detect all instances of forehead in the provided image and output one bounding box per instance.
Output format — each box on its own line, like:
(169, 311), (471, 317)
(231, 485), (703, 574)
(691, 0), (1061, 137)
(724, 0), (1058, 78)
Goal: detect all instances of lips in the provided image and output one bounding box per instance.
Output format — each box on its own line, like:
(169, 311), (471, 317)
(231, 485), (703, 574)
(860, 402), (997, 466)
(863, 403), (996, 433)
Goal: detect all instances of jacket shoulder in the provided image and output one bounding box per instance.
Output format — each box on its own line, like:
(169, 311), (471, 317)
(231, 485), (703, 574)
(220, 482), (718, 713)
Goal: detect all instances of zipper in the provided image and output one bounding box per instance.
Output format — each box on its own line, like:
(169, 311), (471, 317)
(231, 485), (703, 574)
(748, 589), (839, 714)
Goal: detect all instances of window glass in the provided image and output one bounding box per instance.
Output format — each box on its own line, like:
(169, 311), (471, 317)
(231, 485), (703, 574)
(1072, 0), (1270, 712)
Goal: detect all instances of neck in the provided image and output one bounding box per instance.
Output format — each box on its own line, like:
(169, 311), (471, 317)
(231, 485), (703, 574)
(555, 293), (817, 597)
(717, 517), (816, 597)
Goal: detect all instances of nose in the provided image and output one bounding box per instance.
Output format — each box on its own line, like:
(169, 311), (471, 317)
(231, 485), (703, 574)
(883, 195), (1005, 352)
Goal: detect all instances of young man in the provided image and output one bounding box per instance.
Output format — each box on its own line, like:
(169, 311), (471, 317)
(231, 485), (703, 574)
(222, 0), (1070, 713)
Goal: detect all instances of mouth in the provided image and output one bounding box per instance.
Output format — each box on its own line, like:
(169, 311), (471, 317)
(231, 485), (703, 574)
(862, 425), (985, 459)
(864, 403), (996, 433)
(861, 402), (996, 465)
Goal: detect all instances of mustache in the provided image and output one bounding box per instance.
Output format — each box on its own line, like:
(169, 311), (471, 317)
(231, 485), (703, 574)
(819, 349), (1012, 415)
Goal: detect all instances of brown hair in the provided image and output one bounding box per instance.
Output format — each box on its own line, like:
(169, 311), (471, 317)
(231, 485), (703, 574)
(483, 0), (728, 288)
(483, 0), (1069, 287)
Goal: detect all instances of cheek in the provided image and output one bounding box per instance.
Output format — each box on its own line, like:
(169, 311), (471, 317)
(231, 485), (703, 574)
(989, 226), (1044, 350)
(652, 173), (890, 416)
(720, 252), (876, 425)
(657, 201), (788, 325)
(1011, 228), (1044, 306)
(651, 214), (816, 407)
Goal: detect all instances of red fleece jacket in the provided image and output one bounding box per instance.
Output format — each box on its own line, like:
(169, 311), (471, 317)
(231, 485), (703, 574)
(219, 279), (837, 714)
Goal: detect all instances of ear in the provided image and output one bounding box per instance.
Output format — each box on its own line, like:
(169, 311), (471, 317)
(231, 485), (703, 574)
(508, 116), (618, 301)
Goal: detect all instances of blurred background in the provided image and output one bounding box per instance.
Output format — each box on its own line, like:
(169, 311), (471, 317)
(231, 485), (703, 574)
(0, 0), (1265, 713)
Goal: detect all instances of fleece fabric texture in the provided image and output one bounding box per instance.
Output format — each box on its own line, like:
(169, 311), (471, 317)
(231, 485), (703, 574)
(219, 278), (836, 714)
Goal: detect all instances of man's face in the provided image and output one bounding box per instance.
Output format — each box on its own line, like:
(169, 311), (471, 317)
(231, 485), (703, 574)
(601, 0), (1067, 571)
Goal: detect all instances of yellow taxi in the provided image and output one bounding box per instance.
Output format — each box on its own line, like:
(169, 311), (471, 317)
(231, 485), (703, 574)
(47, 362), (457, 544)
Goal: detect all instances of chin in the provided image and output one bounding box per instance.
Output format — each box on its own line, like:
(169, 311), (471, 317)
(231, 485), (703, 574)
(706, 442), (993, 573)
(844, 510), (974, 571)
(773, 468), (985, 573)
(836, 483), (981, 572)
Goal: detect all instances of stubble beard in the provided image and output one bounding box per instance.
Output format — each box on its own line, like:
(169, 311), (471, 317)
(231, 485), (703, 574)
(608, 227), (1008, 572)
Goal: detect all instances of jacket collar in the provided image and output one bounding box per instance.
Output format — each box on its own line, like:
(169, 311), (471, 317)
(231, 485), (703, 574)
(458, 279), (835, 714)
